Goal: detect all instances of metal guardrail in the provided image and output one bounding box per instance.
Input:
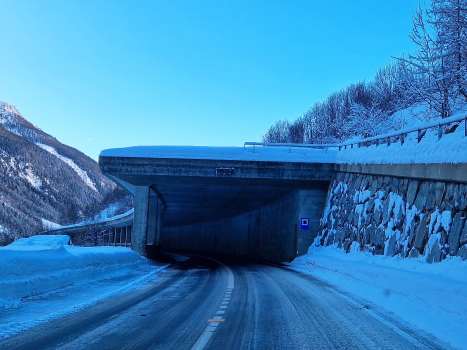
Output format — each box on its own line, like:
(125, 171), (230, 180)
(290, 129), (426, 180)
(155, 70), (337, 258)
(245, 113), (467, 151)
(70, 226), (132, 247)
(45, 210), (134, 247)
(244, 142), (337, 152)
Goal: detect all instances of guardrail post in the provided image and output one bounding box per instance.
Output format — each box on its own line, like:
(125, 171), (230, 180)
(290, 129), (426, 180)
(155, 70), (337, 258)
(376, 139), (379, 147)
(417, 129), (422, 143)
(438, 123), (442, 141)
(387, 137), (391, 146)
(401, 133), (405, 145)
(465, 117), (466, 137)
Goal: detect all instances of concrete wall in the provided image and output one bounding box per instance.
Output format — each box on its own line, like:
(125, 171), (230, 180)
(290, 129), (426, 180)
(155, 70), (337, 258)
(314, 172), (467, 262)
(162, 189), (327, 262)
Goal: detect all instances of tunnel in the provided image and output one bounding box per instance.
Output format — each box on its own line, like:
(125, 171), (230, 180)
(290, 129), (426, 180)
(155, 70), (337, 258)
(99, 146), (335, 262)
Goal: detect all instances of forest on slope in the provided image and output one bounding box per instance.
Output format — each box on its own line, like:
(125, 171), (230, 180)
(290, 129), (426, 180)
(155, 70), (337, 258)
(0, 102), (131, 245)
(262, 0), (467, 144)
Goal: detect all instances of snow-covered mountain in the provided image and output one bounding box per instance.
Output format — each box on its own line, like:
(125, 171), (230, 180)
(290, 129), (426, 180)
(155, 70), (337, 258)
(0, 101), (116, 244)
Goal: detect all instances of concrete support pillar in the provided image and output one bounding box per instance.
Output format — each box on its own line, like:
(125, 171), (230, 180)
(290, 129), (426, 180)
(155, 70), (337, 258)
(147, 194), (159, 245)
(133, 186), (150, 255)
(155, 199), (163, 245)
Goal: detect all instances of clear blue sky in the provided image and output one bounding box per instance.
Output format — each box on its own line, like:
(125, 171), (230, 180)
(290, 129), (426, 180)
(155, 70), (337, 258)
(0, 0), (419, 160)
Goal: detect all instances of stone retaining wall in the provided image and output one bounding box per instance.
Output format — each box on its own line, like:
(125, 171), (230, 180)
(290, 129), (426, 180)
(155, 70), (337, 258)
(314, 172), (467, 262)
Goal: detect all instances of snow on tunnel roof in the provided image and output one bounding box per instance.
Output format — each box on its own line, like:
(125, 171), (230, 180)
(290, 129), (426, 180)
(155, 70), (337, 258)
(99, 145), (338, 163)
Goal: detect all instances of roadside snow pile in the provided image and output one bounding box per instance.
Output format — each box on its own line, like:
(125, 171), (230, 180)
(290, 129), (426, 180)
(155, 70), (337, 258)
(289, 245), (467, 350)
(0, 235), (161, 311)
(337, 112), (467, 164)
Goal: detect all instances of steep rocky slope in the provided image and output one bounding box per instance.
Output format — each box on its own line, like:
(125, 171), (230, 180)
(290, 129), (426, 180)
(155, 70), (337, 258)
(0, 101), (115, 244)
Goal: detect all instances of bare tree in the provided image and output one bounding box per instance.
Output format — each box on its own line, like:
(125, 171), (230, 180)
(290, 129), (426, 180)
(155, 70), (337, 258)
(396, 0), (467, 119)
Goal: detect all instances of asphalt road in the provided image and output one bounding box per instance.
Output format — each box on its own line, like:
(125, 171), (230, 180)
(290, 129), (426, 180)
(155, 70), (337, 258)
(0, 254), (453, 350)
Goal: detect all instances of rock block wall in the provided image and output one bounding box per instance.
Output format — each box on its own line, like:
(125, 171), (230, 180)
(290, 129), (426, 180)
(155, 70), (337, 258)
(315, 172), (467, 262)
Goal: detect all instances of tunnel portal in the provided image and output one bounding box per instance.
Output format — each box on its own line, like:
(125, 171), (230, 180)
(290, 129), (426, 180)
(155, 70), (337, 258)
(99, 146), (335, 262)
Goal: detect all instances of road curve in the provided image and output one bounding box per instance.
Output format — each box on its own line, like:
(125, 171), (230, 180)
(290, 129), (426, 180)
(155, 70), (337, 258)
(0, 255), (453, 350)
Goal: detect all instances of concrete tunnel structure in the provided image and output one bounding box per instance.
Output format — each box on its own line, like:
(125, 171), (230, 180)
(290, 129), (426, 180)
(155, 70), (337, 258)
(99, 146), (336, 262)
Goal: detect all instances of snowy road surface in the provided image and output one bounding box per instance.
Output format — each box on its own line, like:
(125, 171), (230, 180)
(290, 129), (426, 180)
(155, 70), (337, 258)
(0, 255), (453, 350)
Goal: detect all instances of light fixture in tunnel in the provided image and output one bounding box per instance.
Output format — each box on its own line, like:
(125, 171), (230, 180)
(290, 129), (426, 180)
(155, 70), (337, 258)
(216, 167), (235, 175)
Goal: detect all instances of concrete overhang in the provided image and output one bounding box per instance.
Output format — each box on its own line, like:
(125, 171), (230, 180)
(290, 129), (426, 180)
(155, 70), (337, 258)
(99, 146), (336, 227)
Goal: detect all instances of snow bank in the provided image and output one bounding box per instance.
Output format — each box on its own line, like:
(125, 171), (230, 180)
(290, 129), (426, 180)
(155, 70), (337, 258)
(0, 235), (162, 315)
(3, 234), (71, 251)
(290, 245), (467, 350)
(100, 145), (337, 163)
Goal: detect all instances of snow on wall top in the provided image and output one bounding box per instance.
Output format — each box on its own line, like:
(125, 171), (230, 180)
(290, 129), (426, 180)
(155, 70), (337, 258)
(336, 119), (467, 165)
(100, 145), (338, 163)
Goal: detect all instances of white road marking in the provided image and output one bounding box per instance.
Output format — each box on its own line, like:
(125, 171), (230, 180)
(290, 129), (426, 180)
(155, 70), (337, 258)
(191, 327), (216, 350)
(190, 256), (235, 350)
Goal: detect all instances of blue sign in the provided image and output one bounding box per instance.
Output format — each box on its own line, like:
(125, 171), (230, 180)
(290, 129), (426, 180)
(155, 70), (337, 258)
(301, 218), (310, 230)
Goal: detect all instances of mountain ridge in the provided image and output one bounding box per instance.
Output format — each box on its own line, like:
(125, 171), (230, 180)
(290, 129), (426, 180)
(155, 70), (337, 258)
(0, 101), (116, 245)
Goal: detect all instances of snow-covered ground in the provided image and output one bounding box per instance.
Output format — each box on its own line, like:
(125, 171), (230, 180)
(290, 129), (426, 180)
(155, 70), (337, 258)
(0, 235), (166, 340)
(337, 111), (467, 164)
(289, 244), (467, 350)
